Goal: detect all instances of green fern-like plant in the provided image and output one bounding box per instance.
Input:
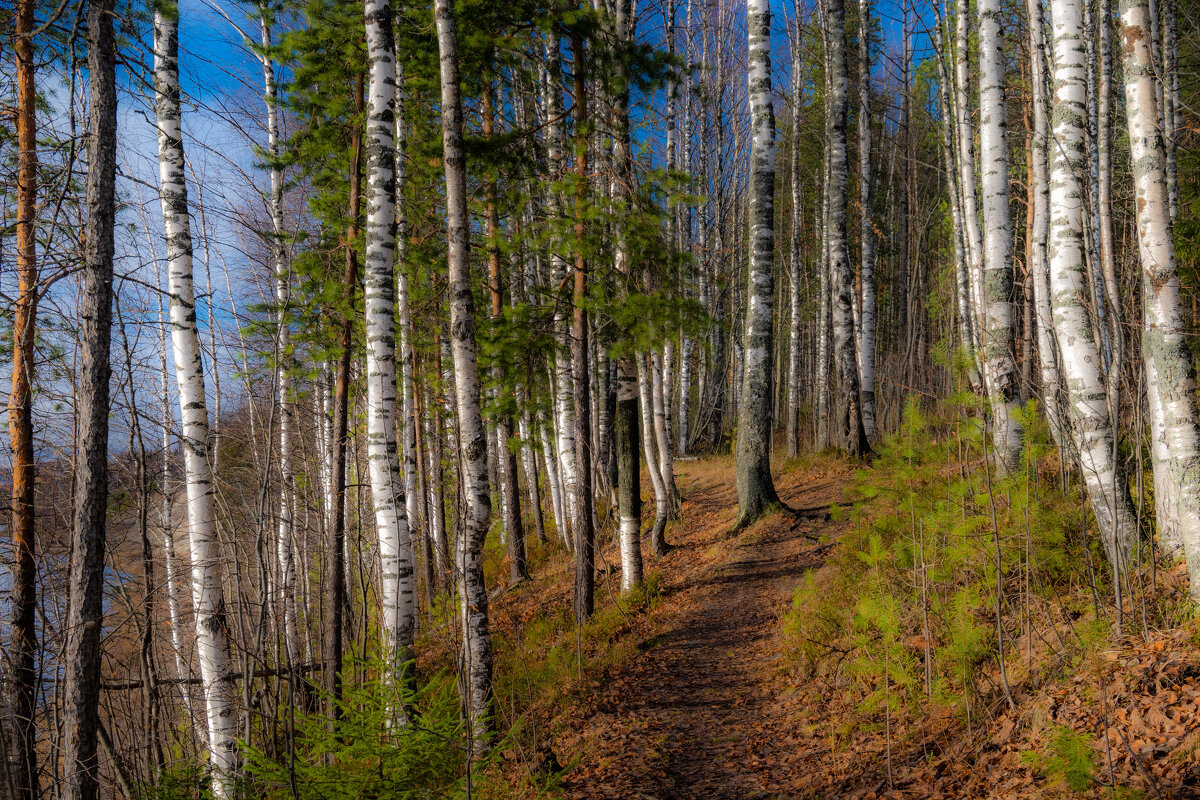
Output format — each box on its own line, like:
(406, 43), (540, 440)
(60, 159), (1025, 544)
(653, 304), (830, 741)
(1021, 725), (1096, 792)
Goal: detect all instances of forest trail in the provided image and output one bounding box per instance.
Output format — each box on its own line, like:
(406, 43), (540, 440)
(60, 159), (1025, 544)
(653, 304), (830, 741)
(555, 459), (848, 800)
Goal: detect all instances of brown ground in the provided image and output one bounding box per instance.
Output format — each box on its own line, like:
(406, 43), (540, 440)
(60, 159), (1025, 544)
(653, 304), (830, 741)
(487, 456), (1200, 800)
(553, 458), (848, 800)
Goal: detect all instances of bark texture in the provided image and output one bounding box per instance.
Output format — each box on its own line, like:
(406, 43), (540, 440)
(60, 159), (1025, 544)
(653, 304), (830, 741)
(435, 0), (495, 750)
(1120, 0), (1200, 596)
(734, 0), (783, 528)
(154, 6), (238, 793)
(60, 1), (117, 795)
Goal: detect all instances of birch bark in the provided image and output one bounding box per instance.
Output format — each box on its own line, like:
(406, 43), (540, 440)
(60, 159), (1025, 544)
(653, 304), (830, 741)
(153, 6), (237, 792)
(1120, 0), (1200, 595)
(978, 0), (1024, 469)
(856, 0), (876, 440)
(364, 0), (415, 685)
(824, 0), (871, 457)
(1047, 0), (1138, 566)
(435, 0), (495, 748)
(734, 0), (784, 527)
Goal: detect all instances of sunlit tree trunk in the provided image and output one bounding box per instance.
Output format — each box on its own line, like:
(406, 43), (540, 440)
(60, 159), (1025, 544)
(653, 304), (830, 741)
(1120, 0), (1200, 597)
(1047, 0), (1138, 567)
(856, 0), (876, 440)
(153, 6), (237, 793)
(978, 0), (1023, 469)
(435, 0), (495, 750)
(823, 0), (870, 457)
(1025, 0), (1066, 448)
(7, 1), (39, 794)
(734, 0), (784, 527)
(364, 0), (415, 687)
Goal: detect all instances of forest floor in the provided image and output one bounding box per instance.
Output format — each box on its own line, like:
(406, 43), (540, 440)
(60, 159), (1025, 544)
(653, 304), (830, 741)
(550, 457), (844, 800)
(475, 455), (1200, 800)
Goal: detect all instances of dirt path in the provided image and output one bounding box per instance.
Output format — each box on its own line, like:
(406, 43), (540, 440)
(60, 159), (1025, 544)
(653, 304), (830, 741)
(557, 460), (846, 800)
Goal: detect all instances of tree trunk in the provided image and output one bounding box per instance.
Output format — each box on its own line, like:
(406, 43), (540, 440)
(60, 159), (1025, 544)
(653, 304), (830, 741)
(1120, 0), (1200, 597)
(616, 356), (643, 588)
(570, 29), (596, 627)
(735, 0), (784, 528)
(856, 0), (876, 440)
(60, 2), (117, 795)
(325, 74), (363, 733)
(8, 0), (39, 794)
(435, 0), (495, 751)
(255, 9), (302, 680)
(824, 0), (871, 458)
(364, 0), (415, 689)
(484, 83), (528, 584)
(1023, 0), (1066, 448)
(1047, 0), (1138, 567)
(154, 7), (238, 793)
(978, 0), (1024, 470)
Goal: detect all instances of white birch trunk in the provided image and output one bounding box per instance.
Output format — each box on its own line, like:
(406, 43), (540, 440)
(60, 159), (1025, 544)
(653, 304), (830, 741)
(638, 354), (670, 545)
(735, 0), (783, 524)
(1047, 0), (1138, 566)
(824, 0), (869, 456)
(435, 0), (495, 747)
(364, 0), (415, 683)
(651, 350), (677, 508)
(954, 0), (985, 340)
(856, 0), (876, 440)
(1120, 0), (1200, 595)
(153, 8), (236, 793)
(978, 0), (1024, 469)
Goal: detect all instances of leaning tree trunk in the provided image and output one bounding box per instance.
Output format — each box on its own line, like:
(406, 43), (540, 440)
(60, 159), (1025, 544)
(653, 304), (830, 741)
(824, 0), (870, 457)
(1047, 0), (1138, 568)
(153, 7), (237, 794)
(60, 1), (117, 795)
(977, 0), (1023, 470)
(856, 0), (877, 440)
(1120, 0), (1200, 597)
(435, 0), (495, 752)
(734, 0), (784, 528)
(364, 0), (416, 689)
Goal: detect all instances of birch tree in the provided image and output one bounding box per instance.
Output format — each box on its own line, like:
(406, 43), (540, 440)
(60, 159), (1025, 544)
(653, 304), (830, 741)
(153, 4), (237, 793)
(435, 0), (495, 750)
(364, 0), (416, 684)
(1120, 0), (1200, 597)
(977, 0), (1023, 470)
(823, 0), (870, 457)
(1047, 0), (1138, 568)
(734, 0), (783, 527)
(856, 0), (876, 440)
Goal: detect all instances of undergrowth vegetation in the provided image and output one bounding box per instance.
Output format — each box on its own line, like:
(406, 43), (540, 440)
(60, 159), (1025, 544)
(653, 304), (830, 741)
(784, 396), (1187, 757)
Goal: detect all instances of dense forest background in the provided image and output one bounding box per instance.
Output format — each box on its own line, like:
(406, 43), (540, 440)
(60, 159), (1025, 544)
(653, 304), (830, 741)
(3, 0), (1200, 796)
